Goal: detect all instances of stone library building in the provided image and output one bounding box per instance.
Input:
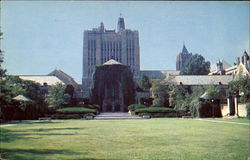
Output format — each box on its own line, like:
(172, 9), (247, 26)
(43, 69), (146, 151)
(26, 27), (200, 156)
(82, 17), (140, 91)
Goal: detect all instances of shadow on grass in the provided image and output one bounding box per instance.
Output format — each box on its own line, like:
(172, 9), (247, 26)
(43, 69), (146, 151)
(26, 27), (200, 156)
(0, 148), (86, 160)
(32, 127), (83, 132)
(0, 127), (82, 143)
(0, 120), (63, 126)
(32, 121), (64, 124)
(0, 128), (83, 142)
(10, 133), (75, 136)
(0, 128), (38, 143)
(76, 158), (120, 160)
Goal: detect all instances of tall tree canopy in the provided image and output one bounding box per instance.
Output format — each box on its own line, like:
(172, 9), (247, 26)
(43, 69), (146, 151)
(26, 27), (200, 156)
(45, 83), (70, 108)
(139, 75), (152, 90)
(229, 75), (250, 102)
(151, 80), (169, 107)
(181, 54), (210, 75)
(0, 32), (6, 78)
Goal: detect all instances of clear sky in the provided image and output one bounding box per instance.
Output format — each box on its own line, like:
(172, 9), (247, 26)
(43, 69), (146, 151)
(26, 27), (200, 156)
(1, 1), (249, 83)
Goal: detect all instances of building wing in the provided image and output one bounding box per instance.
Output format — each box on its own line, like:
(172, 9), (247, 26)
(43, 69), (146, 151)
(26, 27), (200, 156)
(19, 75), (64, 86)
(167, 75), (233, 86)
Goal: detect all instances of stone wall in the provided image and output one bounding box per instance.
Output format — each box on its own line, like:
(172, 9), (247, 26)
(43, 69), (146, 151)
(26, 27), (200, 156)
(221, 103), (247, 117)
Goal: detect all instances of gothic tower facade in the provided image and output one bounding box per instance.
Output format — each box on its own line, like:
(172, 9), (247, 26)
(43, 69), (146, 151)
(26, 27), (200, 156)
(176, 45), (192, 71)
(82, 17), (140, 94)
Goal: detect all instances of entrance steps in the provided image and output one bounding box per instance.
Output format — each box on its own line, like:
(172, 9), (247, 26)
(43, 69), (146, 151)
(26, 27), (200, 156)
(94, 112), (143, 120)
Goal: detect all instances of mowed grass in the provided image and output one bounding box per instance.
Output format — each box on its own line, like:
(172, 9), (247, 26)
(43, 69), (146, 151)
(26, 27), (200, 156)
(208, 118), (250, 123)
(0, 119), (249, 160)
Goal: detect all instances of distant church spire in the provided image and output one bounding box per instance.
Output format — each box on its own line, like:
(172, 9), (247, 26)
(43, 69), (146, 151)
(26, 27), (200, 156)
(117, 15), (125, 32)
(99, 22), (105, 32)
(182, 44), (189, 54)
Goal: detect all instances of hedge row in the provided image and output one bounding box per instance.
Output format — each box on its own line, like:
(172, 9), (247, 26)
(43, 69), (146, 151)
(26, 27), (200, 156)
(128, 104), (146, 111)
(83, 104), (100, 110)
(134, 107), (191, 118)
(134, 107), (174, 114)
(51, 113), (95, 119)
(56, 107), (96, 114)
(138, 112), (177, 118)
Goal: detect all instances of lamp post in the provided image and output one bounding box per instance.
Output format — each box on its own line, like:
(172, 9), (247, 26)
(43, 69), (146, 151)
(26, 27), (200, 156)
(211, 99), (214, 118)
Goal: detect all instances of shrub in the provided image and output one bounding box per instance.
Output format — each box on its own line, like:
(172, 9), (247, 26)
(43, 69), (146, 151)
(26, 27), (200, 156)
(84, 104), (100, 110)
(51, 114), (83, 119)
(134, 107), (174, 114)
(152, 112), (176, 118)
(140, 97), (154, 106)
(56, 107), (96, 114)
(84, 113), (95, 118)
(138, 112), (151, 117)
(246, 103), (250, 119)
(176, 109), (191, 117)
(128, 104), (146, 111)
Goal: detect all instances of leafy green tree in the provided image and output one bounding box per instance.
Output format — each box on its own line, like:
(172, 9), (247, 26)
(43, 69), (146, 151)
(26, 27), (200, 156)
(169, 85), (189, 109)
(205, 85), (220, 99)
(229, 75), (250, 102)
(45, 83), (70, 108)
(151, 80), (169, 107)
(139, 75), (152, 90)
(181, 54), (210, 75)
(0, 32), (6, 78)
(64, 84), (75, 105)
(0, 76), (46, 120)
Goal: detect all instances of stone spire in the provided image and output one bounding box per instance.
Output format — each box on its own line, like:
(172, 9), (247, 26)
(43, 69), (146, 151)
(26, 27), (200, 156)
(117, 15), (125, 32)
(99, 22), (105, 32)
(182, 44), (189, 54)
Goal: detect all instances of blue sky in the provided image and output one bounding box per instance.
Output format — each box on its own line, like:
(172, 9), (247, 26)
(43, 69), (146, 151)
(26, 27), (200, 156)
(2, 1), (249, 83)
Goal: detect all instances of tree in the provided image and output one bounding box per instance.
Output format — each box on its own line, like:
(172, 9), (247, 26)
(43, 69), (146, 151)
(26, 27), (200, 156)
(181, 54), (210, 75)
(151, 80), (169, 107)
(229, 75), (250, 102)
(0, 31), (6, 78)
(205, 85), (220, 99)
(45, 83), (70, 108)
(0, 76), (46, 120)
(64, 84), (75, 105)
(169, 84), (189, 109)
(139, 75), (152, 90)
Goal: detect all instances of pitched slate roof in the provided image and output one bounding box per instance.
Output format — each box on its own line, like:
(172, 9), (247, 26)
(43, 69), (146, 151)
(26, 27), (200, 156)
(19, 75), (64, 86)
(48, 69), (78, 88)
(167, 75), (233, 85)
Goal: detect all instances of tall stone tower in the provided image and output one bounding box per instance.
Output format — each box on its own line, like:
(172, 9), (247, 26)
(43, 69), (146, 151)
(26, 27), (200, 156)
(176, 45), (192, 70)
(82, 17), (140, 95)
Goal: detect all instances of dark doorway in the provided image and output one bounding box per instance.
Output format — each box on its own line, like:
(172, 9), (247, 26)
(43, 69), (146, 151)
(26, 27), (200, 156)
(115, 105), (120, 112)
(106, 105), (112, 112)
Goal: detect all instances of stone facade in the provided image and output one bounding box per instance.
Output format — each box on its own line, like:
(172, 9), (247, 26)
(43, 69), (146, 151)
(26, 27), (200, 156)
(209, 51), (250, 76)
(82, 17), (140, 93)
(90, 59), (135, 112)
(176, 45), (192, 71)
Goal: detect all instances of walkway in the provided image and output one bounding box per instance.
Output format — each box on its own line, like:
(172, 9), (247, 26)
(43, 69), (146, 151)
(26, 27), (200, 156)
(195, 118), (250, 126)
(94, 112), (143, 120)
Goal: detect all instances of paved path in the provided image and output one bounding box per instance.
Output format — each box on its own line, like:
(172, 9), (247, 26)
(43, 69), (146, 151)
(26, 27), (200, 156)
(94, 112), (143, 120)
(195, 118), (250, 126)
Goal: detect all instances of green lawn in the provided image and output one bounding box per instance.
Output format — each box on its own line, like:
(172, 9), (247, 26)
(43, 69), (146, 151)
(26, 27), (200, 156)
(0, 119), (249, 160)
(207, 118), (250, 123)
